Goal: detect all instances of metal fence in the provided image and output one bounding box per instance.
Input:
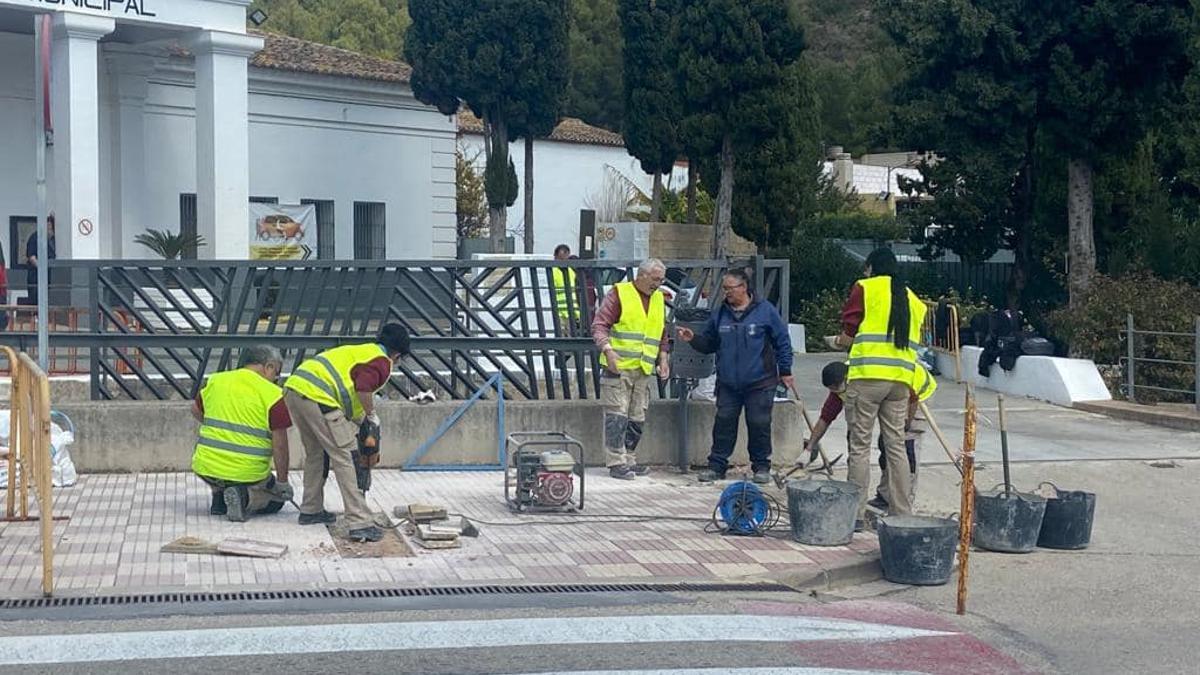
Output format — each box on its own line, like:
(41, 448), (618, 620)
(0, 257), (789, 402)
(1120, 314), (1200, 410)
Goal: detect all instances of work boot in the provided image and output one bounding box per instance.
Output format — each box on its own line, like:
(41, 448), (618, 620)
(608, 466), (636, 481)
(854, 519), (866, 533)
(347, 525), (384, 543)
(223, 486), (249, 523)
(209, 491), (227, 516)
(626, 464), (651, 476)
(298, 510), (338, 525)
(867, 494), (889, 511)
(751, 469), (771, 485)
(697, 469), (726, 483)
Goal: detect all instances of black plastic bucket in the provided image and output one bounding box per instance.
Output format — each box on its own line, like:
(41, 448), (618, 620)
(1037, 482), (1096, 550)
(878, 515), (958, 586)
(786, 479), (861, 546)
(972, 487), (1047, 553)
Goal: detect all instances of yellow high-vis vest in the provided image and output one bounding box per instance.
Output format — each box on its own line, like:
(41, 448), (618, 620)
(284, 343), (390, 421)
(602, 282), (665, 375)
(551, 267), (577, 319)
(847, 276), (927, 385)
(912, 361), (937, 402)
(192, 368), (281, 483)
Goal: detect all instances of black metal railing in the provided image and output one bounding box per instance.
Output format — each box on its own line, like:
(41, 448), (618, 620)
(0, 257), (789, 402)
(1121, 313), (1200, 410)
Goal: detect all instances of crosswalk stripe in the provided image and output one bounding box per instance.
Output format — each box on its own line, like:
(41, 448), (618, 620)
(0, 614), (954, 665)
(495, 669), (926, 675)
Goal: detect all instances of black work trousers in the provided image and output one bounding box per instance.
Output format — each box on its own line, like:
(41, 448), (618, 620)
(707, 384), (774, 473)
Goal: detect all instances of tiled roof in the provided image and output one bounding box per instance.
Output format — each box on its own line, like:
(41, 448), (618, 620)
(250, 31), (412, 83)
(458, 112), (625, 147)
(168, 31), (412, 84)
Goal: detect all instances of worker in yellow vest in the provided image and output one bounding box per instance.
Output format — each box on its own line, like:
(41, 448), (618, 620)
(805, 359), (937, 512)
(833, 248), (927, 528)
(191, 345), (294, 523)
(591, 258), (670, 480)
(283, 323), (411, 542)
(550, 244), (579, 334)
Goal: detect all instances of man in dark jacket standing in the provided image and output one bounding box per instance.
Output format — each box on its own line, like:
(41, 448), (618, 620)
(677, 269), (793, 484)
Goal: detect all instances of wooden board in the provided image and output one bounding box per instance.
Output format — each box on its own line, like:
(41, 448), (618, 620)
(414, 537), (460, 550)
(216, 538), (288, 559)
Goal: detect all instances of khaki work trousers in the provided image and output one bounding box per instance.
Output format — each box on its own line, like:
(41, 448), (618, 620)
(845, 378), (913, 519)
(600, 368), (653, 467)
(284, 390), (375, 530)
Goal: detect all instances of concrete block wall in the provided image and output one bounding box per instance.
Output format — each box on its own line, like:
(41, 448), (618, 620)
(56, 397), (807, 473)
(647, 222), (758, 259)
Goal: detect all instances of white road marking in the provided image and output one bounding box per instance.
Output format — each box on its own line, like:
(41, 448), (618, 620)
(496, 670), (926, 675)
(0, 614), (954, 665)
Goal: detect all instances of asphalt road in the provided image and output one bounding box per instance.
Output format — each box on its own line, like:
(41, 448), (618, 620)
(824, 459), (1200, 675)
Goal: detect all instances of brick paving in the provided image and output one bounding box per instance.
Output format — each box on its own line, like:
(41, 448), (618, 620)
(0, 470), (878, 598)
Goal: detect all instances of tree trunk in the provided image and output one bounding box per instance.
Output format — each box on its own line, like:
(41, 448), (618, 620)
(1067, 158), (1096, 309)
(713, 136), (734, 260)
(524, 136), (534, 254)
(686, 161), (698, 224)
(485, 117), (509, 253)
(650, 172), (664, 222)
(1008, 130), (1036, 310)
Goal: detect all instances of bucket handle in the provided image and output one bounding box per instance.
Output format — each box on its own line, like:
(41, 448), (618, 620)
(816, 484), (842, 495)
(1036, 481), (1061, 498)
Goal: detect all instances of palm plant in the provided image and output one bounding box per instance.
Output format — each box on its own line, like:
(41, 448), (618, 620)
(133, 229), (206, 259)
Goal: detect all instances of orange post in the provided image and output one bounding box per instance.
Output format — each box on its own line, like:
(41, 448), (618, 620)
(956, 385), (978, 615)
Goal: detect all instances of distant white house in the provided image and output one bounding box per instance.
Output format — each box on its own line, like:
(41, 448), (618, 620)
(457, 113), (688, 256)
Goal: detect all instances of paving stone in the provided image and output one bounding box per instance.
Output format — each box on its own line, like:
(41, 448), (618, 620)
(0, 469), (877, 596)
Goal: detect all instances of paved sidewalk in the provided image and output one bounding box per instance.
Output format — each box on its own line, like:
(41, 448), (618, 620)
(0, 469), (878, 598)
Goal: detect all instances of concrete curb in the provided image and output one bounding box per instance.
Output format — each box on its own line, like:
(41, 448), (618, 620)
(1074, 401), (1200, 432)
(772, 552), (883, 592)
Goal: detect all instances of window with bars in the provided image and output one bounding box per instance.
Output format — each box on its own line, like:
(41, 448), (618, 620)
(301, 199), (336, 260)
(179, 193), (198, 259)
(250, 196), (279, 204)
(353, 202), (386, 260)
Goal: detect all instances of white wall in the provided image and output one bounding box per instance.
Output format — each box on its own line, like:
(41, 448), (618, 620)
(0, 33), (37, 265)
(134, 63), (457, 260)
(459, 132), (688, 256)
(0, 30), (459, 262)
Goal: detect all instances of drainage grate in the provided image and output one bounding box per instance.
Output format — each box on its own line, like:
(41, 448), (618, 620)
(0, 581), (794, 610)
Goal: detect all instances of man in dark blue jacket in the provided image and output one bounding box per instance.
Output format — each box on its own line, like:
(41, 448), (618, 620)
(677, 269), (793, 484)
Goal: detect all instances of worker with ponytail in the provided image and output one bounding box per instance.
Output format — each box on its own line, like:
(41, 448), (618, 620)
(834, 247), (927, 528)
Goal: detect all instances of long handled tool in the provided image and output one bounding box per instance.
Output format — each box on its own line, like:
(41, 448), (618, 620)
(956, 386), (978, 616)
(790, 385), (842, 477)
(998, 394), (1011, 495)
(917, 400), (965, 476)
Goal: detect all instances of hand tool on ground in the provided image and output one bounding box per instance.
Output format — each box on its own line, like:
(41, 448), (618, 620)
(918, 400), (965, 476)
(998, 394), (1011, 495)
(771, 463), (807, 490)
(790, 384), (841, 476)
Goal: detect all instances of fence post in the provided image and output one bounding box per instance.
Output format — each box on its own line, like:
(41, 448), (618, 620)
(1194, 316), (1199, 413)
(1126, 313), (1136, 403)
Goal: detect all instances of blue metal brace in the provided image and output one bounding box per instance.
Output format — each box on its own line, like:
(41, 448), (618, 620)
(403, 374), (506, 471)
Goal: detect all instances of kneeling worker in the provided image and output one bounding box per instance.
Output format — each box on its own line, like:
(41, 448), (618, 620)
(283, 323), (411, 542)
(192, 345), (294, 522)
(804, 359), (936, 512)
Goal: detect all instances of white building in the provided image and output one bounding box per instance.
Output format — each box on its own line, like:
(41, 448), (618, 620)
(458, 113), (689, 256)
(0, 0), (457, 266)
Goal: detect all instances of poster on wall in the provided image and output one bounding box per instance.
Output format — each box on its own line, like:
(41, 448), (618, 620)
(249, 203), (317, 260)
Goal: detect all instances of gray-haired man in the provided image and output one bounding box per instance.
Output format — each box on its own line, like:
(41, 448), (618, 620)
(191, 345), (294, 522)
(591, 259), (671, 480)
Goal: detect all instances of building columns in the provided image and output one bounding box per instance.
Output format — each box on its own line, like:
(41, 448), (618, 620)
(105, 52), (157, 259)
(50, 12), (115, 260)
(188, 30), (263, 260)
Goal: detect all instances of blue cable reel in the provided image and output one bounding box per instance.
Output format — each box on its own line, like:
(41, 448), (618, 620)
(712, 480), (782, 536)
